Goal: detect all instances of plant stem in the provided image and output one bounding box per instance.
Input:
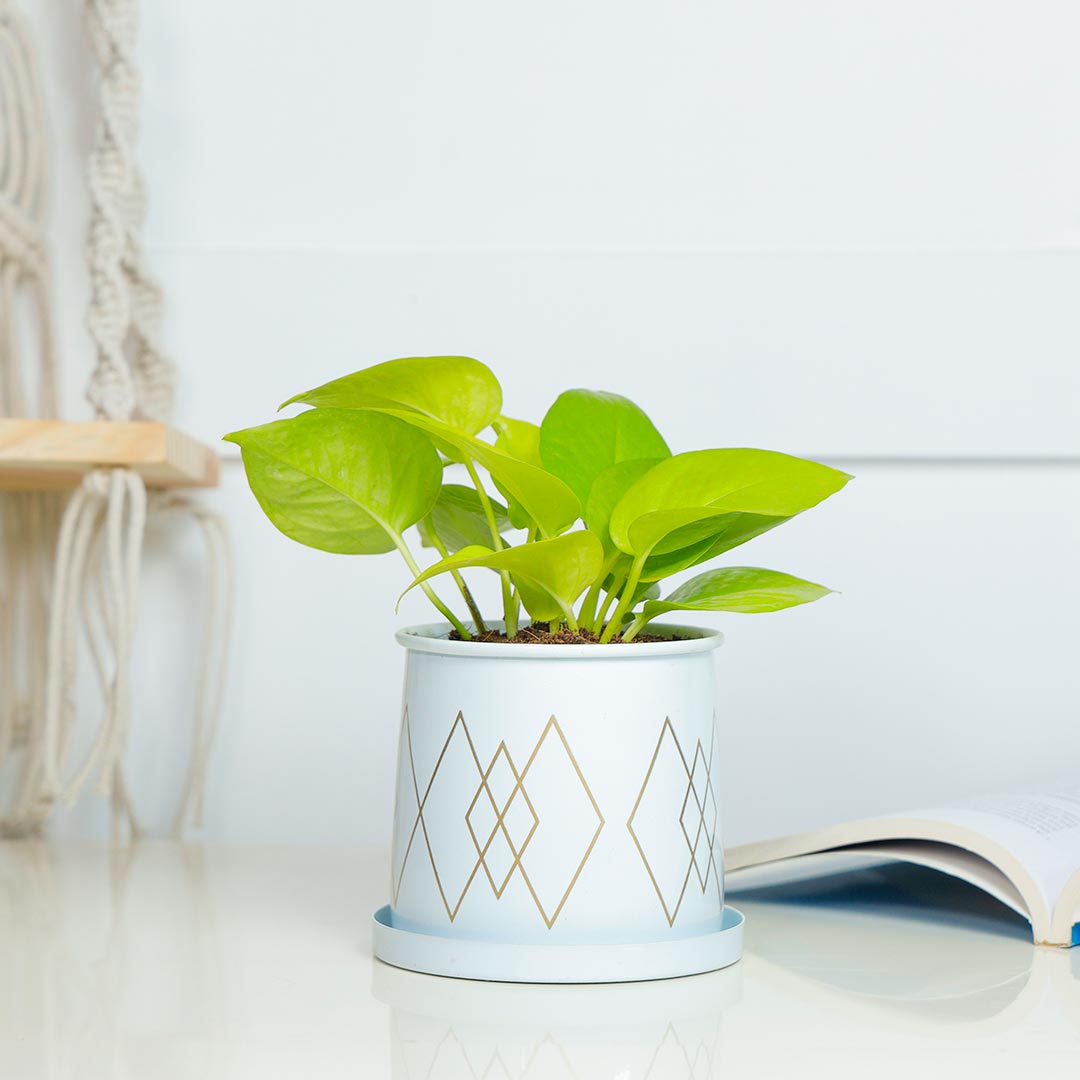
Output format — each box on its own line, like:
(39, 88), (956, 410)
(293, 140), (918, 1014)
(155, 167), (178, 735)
(464, 460), (518, 637)
(577, 553), (621, 631)
(593, 565), (628, 633)
(392, 531), (472, 640)
(622, 612), (651, 642)
(553, 604), (578, 634)
(423, 517), (487, 632)
(599, 553), (647, 643)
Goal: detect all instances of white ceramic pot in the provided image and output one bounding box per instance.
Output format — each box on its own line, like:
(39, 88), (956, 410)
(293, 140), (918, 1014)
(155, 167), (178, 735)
(372, 623), (744, 983)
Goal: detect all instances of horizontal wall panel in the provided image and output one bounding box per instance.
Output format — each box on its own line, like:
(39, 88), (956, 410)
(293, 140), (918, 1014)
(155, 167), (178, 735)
(159, 249), (1080, 457)
(50, 460), (1080, 844)
(125, 1), (1080, 251)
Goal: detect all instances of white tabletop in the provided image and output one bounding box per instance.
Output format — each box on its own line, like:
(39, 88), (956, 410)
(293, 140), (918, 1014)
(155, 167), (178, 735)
(2, 843), (1078, 1079)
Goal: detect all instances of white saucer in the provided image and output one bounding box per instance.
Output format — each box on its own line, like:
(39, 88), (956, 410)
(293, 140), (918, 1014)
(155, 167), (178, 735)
(371, 904), (744, 984)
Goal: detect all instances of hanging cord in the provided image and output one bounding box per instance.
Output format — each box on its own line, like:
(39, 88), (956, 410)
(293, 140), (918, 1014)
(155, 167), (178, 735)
(28, 469), (146, 839)
(84, 0), (174, 422)
(153, 492), (235, 835)
(0, 2), (62, 837)
(68, 0), (232, 836)
(2, 0), (234, 837)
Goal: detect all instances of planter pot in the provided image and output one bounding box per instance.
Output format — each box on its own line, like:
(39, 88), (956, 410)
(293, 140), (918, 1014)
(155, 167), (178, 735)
(372, 622), (744, 983)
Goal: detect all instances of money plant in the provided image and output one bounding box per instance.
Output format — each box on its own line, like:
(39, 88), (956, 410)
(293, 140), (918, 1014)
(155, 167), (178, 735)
(225, 356), (851, 642)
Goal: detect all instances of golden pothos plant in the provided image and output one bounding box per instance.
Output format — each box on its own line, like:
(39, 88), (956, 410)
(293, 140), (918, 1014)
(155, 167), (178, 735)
(226, 356), (850, 642)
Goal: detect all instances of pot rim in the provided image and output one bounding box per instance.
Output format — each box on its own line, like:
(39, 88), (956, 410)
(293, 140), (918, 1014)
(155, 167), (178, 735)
(395, 621), (724, 659)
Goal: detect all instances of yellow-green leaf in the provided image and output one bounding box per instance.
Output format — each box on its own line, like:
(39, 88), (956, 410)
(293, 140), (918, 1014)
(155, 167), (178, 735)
(365, 408), (580, 538)
(540, 389), (670, 505)
(418, 485), (511, 553)
(609, 449), (851, 557)
(281, 356), (502, 435)
(224, 410), (441, 554)
(401, 532), (604, 623)
(642, 567), (833, 619)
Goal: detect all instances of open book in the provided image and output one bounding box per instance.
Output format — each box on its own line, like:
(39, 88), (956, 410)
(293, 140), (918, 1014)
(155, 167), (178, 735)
(726, 788), (1080, 947)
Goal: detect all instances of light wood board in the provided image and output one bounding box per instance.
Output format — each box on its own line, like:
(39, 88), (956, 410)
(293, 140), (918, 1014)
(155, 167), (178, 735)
(0, 420), (219, 490)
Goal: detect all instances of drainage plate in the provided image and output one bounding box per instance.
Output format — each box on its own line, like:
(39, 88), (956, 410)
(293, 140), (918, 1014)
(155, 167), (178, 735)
(371, 905), (744, 984)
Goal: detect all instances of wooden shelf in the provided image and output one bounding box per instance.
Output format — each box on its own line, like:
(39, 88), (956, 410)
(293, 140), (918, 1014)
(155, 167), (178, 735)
(0, 419), (219, 491)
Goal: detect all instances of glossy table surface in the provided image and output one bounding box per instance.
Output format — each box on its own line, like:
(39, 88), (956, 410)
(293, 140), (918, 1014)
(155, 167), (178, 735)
(2, 843), (1078, 1079)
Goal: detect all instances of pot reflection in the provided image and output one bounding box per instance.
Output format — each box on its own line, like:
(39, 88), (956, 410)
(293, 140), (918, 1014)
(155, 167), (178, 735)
(373, 961), (741, 1079)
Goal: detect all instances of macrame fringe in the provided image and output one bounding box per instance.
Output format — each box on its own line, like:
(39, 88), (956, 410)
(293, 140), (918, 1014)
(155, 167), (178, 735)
(0, 0), (233, 840)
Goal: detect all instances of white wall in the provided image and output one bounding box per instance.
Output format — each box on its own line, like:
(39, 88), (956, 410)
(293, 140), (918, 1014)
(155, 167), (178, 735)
(24, 2), (1080, 845)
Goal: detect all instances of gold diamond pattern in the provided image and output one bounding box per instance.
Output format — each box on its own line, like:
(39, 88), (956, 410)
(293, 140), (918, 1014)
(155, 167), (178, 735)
(627, 717), (721, 927)
(395, 711), (604, 929)
(679, 742), (720, 892)
(465, 742), (540, 898)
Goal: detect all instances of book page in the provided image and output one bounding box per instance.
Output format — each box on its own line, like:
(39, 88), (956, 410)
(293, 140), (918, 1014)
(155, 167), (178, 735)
(728, 784), (1080, 942)
(730, 842), (1030, 920)
(888, 786), (1080, 921)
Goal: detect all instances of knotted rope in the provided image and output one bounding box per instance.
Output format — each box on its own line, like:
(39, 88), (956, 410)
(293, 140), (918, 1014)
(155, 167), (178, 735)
(0, 1), (62, 836)
(84, 0), (174, 422)
(0, 0), (233, 838)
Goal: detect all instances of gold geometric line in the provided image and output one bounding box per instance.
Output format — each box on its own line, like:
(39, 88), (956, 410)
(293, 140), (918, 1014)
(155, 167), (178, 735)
(679, 741), (710, 892)
(627, 716), (697, 927)
(490, 745), (542, 899)
(400, 711), (489, 923)
(439, 715), (490, 921)
(391, 707), (420, 905)
(413, 730), (459, 922)
(396, 710), (604, 930)
(465, 741), (539, 899)
(501, 747), (541, 871)
(464, 753), (507, 895)
(681, 737), (721, 897)
(627, 718), (682, 925)
(515, 715), (605, 930)
(705, 719), (723, 904)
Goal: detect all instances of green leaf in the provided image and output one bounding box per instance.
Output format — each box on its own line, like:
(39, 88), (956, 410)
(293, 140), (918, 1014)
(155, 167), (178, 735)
(402, 532), (605, 623)
(642, 567), (833, 619)
(224, 409), (441, 554)
(491, 417), (543, 528)
(540, 390), (670, 505)
(493, 416), (542, 466)
(638, 512), (795, 581)
(632, 580), (661, 606)
(609, 449), (852, 557)
(281, 356), (502, 436)
(359, 408), (580, 538)
(584, 458), (662, 556)
(418, 485), (512, 553)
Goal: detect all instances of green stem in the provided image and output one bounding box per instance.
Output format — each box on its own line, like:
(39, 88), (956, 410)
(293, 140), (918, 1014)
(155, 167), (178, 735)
(552, 603), (578, 634)
(464, 460), (518, 637)
(577, 552), (622, 631)
(599, 553), (647, 643)
(622, 611), (651, 643)
(424, 517), (487, 633)
(593, 566), (628, 633)
(393, 532), (471, 639)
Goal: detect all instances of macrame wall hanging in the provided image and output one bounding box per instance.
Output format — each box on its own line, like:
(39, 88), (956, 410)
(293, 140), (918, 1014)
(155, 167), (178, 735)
(0, 0), (232, 840)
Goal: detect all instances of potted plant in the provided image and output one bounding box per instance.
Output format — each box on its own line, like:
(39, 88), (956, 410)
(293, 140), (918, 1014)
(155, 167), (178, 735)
(226, 355), (850, 982)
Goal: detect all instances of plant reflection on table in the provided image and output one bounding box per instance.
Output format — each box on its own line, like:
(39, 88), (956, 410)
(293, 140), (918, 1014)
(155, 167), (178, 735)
(373, 959), (741, 1080)
(0, 843), (225, 1080)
